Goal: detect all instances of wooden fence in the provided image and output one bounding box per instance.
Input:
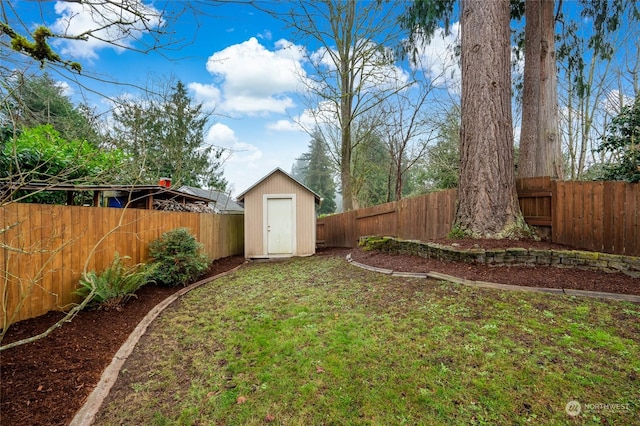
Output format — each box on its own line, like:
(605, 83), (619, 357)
(317, 178), (639, 257)
(1, 204), (244, 328)
(317, 189), (457, 247)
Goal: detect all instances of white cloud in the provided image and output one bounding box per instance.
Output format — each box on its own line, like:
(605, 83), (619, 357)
(203, 37), (307, 115)
(55, 80), (73, 97)
(207, 123), (262, 163)
(258, 30), (272, 40)
(205, 122), (310, 197)
(225, 94), (295, 115)
(188, 83), (222, 110)
(602, 89), (634, 115)
(266, 119), (303, 132)
(411, 23), (461, 93)
(267, 104), (333, 133)
(51, 0), (163, 60)
(310, 42), (411, 94)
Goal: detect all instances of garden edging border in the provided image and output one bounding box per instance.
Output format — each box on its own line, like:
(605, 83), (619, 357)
(346, 254), (640, 303)
(358, 236), (640, 277)
(69, 261), (248, 426)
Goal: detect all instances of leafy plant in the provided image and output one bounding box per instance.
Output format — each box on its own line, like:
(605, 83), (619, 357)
(75, 253), (152, 311)
(147, 228), (210, 287)
(447, 224), (468, 239)
(0, 124), (126, 204)
(596, 95), (640, 183)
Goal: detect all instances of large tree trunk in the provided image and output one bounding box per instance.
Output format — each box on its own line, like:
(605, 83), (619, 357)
(518, 0), (564, 179)
(455, 0), (526, 238)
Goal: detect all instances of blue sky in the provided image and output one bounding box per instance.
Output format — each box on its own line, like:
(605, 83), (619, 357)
(8, 1), (463, 196)
(7, 1), (637, 196)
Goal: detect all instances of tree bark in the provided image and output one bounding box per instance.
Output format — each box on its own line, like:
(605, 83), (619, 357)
(456, 0), (525, 238)
(518, 0), (564, 179)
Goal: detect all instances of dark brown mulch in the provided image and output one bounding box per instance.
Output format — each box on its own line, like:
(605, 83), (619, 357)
(349, 239), (639, 296)
(0, 255), (246, 426)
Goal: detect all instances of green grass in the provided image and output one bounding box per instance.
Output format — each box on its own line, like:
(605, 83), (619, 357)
(95, 255), (640, 425)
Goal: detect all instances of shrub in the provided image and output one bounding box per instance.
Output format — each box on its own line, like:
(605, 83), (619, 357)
(147, 228), (210, 287)
(75, 253), (152, 311)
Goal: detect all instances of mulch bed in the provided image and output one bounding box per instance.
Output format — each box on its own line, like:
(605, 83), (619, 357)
(2, 243), (638, 426)
(349, 238), (640, 296)
(1, 255), (246, 426)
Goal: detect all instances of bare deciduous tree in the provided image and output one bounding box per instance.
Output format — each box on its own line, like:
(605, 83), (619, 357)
(256, 0), (411, 211)
(374, 66), (440, 202)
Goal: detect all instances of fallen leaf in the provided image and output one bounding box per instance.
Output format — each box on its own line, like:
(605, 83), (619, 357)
(236, 396), (247, 404)
(316, 366), (325, 373)
(37, 385), (43, 392)
(265, 414), (276, 422)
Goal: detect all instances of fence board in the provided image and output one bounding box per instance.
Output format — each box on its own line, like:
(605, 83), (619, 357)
(625, 183), (639, 255)
(602, 182), (615, 253)
(1, 205), (244, 328)
(31, 204), (44, 319)
(552, 180), (563, 243)
(574, 182), (585, 249)
(612, 183), (625, 255)
(591, 182), (604, 252)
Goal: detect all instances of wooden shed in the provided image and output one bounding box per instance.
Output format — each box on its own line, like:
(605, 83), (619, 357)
(236, 168), (320, 258)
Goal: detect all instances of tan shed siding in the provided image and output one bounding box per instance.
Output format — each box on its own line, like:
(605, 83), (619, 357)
(296, 189), (316, 255)
(243, 189), (263, 257)
(242, 171), (317, 257)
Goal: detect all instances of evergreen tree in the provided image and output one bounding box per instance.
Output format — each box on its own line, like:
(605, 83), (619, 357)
(291, 157), (309, 184)
(3, 73), (100, 145)
(351, 130), (391, 208)
(298, 132), (336, 215)
(111, 80), (227, 189)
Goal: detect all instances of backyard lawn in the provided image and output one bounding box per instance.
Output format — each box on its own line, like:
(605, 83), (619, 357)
(93, 255), (639, 425)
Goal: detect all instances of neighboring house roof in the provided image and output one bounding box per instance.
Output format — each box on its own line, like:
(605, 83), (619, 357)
(178, 185), (244, 213)
(4, 182), (214, 209)
(236, 167), (321, 204)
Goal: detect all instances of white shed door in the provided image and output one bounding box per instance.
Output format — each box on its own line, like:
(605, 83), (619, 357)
(267, 198), (293, 254)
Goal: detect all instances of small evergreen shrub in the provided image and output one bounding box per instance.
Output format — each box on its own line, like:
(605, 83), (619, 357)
(75, 253), (151, 311)
(147, 228), (210, 287)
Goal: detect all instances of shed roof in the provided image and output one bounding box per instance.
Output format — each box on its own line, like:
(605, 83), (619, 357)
(236, 167), (321, 204)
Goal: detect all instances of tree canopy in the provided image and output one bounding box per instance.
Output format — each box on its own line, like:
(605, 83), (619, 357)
(2, 73), (100, 146)
(110, 80), (227, 190)
(1, 124), (125, 204)
(297, 131), (337, 215)
(595, 95), (640, 182)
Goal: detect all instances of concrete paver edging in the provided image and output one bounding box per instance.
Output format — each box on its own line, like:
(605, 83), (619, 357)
(69, 262), (248, 426)
(347, 255), (640, 304)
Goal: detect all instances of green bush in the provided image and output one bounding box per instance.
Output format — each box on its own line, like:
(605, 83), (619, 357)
(147, 228), (211, 287)
(75, 253), (152, 311)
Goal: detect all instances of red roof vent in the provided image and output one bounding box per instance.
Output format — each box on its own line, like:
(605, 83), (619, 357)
(159, 177), (171, 188)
